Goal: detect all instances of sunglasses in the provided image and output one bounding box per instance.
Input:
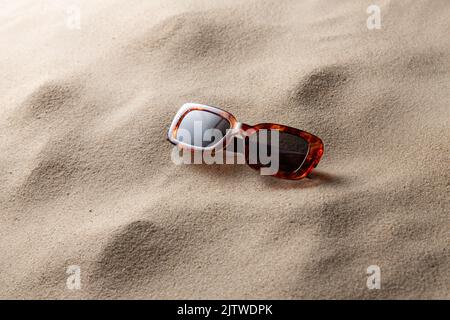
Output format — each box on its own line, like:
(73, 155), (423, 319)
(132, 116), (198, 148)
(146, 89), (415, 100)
(167, 103), (324, 180)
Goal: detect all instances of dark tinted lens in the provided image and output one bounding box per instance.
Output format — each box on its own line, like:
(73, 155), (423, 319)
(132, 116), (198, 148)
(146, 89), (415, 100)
(278, 131), (309, 172)
(248, 130), (309, 173)
(176, 110), (230, 147)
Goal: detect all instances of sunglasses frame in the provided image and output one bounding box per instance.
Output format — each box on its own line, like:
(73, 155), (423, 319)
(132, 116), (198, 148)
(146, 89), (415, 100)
(168, 103), (324, 180)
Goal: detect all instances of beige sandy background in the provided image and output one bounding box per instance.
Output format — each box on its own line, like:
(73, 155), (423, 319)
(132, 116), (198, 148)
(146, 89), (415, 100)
(0, 0), (448, 299)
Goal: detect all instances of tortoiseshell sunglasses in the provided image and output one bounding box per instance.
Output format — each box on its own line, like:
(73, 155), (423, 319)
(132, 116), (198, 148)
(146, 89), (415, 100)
(167, 103), (324, 180)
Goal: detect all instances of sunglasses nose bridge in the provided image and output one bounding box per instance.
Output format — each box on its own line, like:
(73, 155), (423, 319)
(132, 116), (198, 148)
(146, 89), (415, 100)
(230, 122), (248, 139)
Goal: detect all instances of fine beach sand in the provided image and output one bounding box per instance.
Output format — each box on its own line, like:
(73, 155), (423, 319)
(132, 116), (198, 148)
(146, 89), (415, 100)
(0, 0), (448, 299)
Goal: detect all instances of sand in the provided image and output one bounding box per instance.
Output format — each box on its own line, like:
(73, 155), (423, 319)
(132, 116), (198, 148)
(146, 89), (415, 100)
(0, 0), (448, 299)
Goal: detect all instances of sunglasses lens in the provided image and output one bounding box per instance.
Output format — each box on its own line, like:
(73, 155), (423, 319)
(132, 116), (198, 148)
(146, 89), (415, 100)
(278, 131), (309, 172)
(247, 130), (309, 173)
(176, 110), (231, 148)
